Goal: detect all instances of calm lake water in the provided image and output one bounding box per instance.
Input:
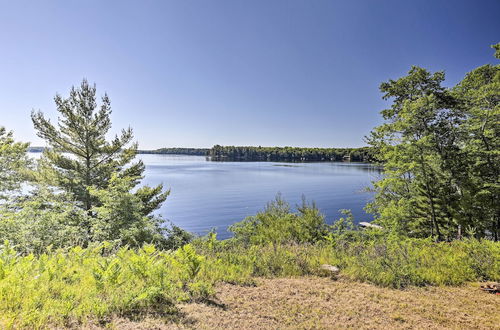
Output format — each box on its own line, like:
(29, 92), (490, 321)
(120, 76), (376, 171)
(139, 154), (380, 239)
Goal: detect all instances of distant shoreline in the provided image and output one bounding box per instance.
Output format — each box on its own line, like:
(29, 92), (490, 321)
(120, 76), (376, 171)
(28, 146), (209, 155)
(29, 145), (376, 163)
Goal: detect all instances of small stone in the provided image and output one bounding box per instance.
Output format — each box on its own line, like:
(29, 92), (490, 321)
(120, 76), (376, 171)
(321, 264), (340, 274)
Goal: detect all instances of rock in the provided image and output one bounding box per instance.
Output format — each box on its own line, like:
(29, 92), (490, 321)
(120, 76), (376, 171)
(321, 264), (340, 275)
(359, 222), (383, 229)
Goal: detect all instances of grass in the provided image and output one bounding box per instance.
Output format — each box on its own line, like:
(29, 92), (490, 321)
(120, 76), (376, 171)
(329, 235), (500, 287)
(0, 235), (499, 328)
(193, 234), (500, 288)
(99, 277), (500, 329)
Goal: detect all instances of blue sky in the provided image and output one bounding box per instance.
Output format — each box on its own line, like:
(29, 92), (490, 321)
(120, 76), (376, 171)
(0, 1), (499, 149)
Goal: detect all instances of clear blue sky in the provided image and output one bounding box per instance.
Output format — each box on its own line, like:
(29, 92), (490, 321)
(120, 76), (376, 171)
(0, 0), (499, 149)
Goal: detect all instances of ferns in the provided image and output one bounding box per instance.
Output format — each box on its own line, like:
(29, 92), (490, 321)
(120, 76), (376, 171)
(0, 242), (211, 328)
(0, 236), (499, 328)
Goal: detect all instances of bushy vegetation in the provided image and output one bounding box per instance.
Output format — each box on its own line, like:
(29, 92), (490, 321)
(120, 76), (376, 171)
(0, 80), (180, 252)
(327, 234), (500, 288)
(2, 194), (498, 328)
(229, 195), (329, 246)
(195, 236), (500, 288)
(0, 127), (30, 198)
(194, 198), (500, 288)
(0, 242), (213, 328)
(367, 43), (499, 240)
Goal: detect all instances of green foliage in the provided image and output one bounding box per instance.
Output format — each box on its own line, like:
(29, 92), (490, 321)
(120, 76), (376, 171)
(31, 79), (169, 214)
(163, 223), (194, 250)
(330, 209), (356, 235)
(194, 231), (500, 289)
(196, 197), (500, 288)
(493, 42), (500, 59)
(29, 80), (170, 247)
(193, 234), (332, 281)
(0, 186), (89, 254)
(0, 127), (29, 199)
(89, 175), (169, 248)
(328, 234), (500, 288)
(0, 45), (499, 328)
(0, 181), (191, 254)
(1, 195), (499, 328)
(0, 242), (212, 328)
(367, 44), (500, 240)
(229, 195), (329, 246)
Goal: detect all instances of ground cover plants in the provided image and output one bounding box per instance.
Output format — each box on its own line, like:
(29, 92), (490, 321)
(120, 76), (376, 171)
(1, 198), (499, 328)
(0, 243), (212, 328)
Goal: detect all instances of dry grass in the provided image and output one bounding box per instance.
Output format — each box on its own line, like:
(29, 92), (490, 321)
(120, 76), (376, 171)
(95, 277), (500, 329)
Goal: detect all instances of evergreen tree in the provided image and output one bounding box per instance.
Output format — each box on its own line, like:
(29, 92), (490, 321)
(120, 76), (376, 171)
(0, 126), (29, 199)
(367, 66), (457, 240)
(493, 42), (500, 59)
(31, 80), (169, 238)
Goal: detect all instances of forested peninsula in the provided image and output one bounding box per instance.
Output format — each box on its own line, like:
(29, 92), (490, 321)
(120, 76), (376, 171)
(139, 146), (375, 162)
(207, 145), (374, 162)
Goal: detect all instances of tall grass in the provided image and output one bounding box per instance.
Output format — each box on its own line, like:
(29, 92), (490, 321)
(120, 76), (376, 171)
(201, 197), (500, 288)
(328, 235), (500, 288)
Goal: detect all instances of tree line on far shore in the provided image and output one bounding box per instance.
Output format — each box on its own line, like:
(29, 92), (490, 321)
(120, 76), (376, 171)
(31, 145), (376, 163)
(207, 145), (375, 162)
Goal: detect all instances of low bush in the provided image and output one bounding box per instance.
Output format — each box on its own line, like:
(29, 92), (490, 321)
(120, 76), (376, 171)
(195, 233), (500, 288)
(229, 195), (329, 246)
(193, 233), (336, 280)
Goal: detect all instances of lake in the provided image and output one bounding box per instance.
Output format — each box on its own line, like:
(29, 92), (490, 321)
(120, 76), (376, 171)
(139, 154), (380, 239)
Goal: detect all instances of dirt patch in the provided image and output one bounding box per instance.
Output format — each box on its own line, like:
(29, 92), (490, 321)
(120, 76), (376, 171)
(105, 277), (500, 329)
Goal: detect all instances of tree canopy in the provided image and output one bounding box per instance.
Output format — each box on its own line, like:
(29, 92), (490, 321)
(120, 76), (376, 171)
(0, 127), (29, 199)
(368, 44), (499, 241)
(23, 80), (172, 248)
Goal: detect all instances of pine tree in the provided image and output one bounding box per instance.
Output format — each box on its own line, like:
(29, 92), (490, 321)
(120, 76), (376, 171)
(31, 80), (169, 235)
(0, 126), (29, 199)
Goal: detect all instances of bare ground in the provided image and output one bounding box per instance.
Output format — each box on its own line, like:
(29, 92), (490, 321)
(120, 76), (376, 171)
(104, 277), (500, 329)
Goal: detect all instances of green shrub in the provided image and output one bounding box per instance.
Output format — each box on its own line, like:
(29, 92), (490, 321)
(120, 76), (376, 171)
(2, 195), (499, 328)
(193, 233), (337, 280)
(229, 195), (329, 246)
(0, 185), (192, 254)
